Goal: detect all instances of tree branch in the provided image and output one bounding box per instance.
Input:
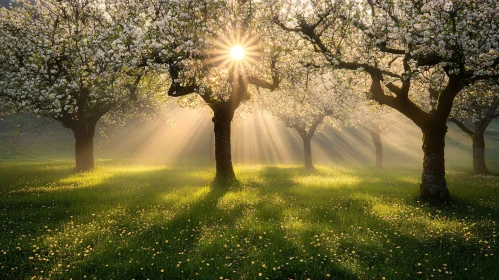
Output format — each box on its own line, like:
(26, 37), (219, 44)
(471, 74), (499, 82)
(448, 117), (474, 137)
(435, 75), (466, 121)
(167, 61), (198, 97)
(276, 16), (402, 80)
(273, 17), (301, 32)
(337, 11), (405, 55)
(337, 60), (401, 79)
(416, 53), (444, 67)
(369, 77), (428, 128)
(293, 126), (307, 138)
(476, 100), (499, 131)
(247, 55), (280, 91)
(126, 73), (143, 101)
(307, 114), (326, 138)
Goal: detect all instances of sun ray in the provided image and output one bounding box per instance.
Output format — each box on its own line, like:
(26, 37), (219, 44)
(205, 27), (263, 76)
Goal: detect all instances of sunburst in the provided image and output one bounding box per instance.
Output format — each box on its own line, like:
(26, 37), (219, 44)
(206, 27), (262, 75)
(230, 46), (245, 60)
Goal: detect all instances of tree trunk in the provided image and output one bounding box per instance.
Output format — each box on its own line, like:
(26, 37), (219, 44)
(472, 131), (489, 175)
(212, 106), (236, 185)
(71, 121), (96, 172)
(368, 129), (383, 169)
(302, 136), (314, 170)
(209, 132), (215, 164)
(420, 125), (450, 201)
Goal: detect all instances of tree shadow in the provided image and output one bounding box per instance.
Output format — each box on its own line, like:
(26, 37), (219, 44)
(302, 193), (498, 279)
(416, 196), (499, 226)
(0, 161), (74, 195)
(0, 164), (216, 279)
(2, 163), (498, 279)
(71, 181), (230, 279)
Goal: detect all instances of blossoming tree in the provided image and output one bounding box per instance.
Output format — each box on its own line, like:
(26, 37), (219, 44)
(259, 70), (356, 169)
(0, 0), (164, 171)
(275, 0), (499, 201)
(449, 81), (499, 174)
(150, 0), (281, 184)
(351, 100), (404, 169)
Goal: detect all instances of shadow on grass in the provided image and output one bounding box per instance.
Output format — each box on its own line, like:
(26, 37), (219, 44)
(70, 181), (229, 279)
(0, 161), (75, 195)
(1, 163), (498, 279)
(0, 165), (216, 279)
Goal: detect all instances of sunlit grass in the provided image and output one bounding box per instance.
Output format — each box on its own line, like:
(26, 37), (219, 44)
(293, 175), (361, 189)
(0, 161), (498, 279)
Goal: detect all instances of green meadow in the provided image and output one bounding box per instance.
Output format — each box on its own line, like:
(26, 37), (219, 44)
(0, 161), (498, 279)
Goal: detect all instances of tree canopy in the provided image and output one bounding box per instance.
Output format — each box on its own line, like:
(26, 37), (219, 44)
(1, 0), (498, 199)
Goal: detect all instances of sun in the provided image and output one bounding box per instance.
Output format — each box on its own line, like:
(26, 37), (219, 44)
(206, 28), (261, 74)
(231, 46), (245, 60)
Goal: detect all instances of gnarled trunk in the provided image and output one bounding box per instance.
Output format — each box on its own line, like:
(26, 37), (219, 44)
(302, 135), (314, 170)
(212, 106), (236, 185)
(368, 129), (382, 169)
(420, 125), (450, 201)
(71, 120), (96, 172)
(472, 131), (489, 175)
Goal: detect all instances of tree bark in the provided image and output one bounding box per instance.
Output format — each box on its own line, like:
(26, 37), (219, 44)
(368, 128), (383, 169)
(420, 125), (450, 201)
(472, 131), (489, 175)
(209, 132), (215, 164)
(302, 135), (314, 170)
(71, 121), (96, 172)
(212, 105), (236, 185)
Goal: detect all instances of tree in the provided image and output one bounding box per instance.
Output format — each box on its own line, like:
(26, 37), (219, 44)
(0, 0), (163, 171)
(449, 81), (499, 174)
(352, 101), (403, 169)
(275, 0), (499, 201)
(259, 71), (355, 169)
(149, 0), (280, 184)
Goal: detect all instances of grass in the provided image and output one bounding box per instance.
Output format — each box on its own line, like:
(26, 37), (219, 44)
(0, 161), (497, 279)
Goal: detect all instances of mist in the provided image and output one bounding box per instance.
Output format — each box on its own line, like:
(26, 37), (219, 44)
(1, 102), (483, 170)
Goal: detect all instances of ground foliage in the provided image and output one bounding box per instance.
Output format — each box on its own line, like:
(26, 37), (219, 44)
(0, 162), (497, 279)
